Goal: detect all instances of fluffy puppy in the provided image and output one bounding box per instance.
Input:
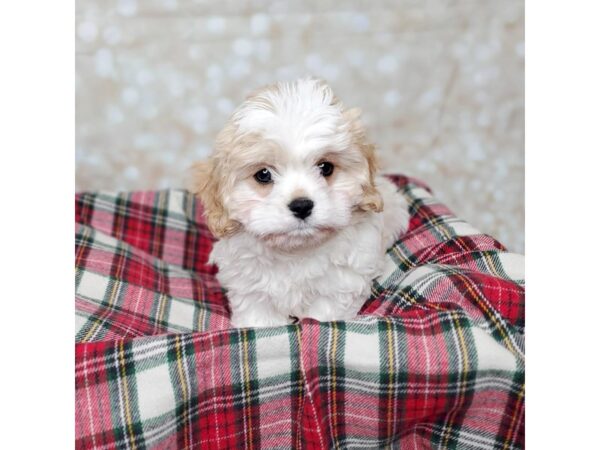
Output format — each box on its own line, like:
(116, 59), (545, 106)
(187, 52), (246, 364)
(192, 78), (409, 328)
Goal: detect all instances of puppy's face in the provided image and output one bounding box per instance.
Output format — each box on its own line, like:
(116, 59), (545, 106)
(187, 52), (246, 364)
(193, 79), (382, 251)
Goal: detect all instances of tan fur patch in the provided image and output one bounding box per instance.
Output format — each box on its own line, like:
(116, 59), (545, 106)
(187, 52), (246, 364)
(190, 160), (241, 238)
(343, 108), (384, 213)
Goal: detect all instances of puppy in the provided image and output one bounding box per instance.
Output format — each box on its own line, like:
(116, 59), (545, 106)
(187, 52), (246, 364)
(192, 78), (409, 328)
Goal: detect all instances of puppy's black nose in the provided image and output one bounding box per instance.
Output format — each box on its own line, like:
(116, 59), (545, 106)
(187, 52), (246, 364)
(288, 197), (314, 219)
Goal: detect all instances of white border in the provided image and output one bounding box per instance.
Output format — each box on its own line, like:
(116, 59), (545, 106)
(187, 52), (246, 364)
(0, 2), (73, 449)
(527, 1), (600, 448)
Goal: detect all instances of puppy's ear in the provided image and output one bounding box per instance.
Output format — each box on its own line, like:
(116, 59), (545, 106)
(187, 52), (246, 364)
(356, 144), (384, 213)
(343, 107), (362, 122)
(344, 108), (384, 213)
(190, 160), (240, 238)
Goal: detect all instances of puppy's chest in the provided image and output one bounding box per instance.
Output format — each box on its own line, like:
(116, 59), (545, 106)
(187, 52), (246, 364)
(259, 249), (375, 299)
(211, 223), (384, 303)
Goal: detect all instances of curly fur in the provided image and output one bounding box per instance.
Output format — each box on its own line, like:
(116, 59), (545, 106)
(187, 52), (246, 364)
(191, 78), (409, 327)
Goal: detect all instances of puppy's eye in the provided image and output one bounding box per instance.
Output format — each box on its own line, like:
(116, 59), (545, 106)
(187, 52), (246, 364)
(254, 168), (273, 184)
(318, 161), (334, 177)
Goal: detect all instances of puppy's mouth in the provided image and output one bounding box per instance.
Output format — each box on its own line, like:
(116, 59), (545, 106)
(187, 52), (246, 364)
(260, 224), (337, 249)
(264, 225), (334, 238)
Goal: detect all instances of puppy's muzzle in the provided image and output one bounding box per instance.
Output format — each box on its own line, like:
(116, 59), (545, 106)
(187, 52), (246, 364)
(288, 197), (314, 220)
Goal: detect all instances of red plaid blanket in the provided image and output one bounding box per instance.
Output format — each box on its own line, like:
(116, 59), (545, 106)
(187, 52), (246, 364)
(75, 175), (524, 449)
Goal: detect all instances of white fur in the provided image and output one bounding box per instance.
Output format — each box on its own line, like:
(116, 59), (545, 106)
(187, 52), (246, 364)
(210, 177), (409, 327)
(202, 78), (410, 327)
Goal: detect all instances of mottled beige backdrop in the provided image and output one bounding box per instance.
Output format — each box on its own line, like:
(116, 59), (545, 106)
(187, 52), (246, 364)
(76, 0), (524, 252)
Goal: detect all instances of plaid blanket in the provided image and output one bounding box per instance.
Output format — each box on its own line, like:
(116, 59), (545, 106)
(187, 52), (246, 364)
(75, 175), (524, 449)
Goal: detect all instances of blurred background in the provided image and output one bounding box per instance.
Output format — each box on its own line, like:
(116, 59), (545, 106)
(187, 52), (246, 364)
(76, 0), (524, 252)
